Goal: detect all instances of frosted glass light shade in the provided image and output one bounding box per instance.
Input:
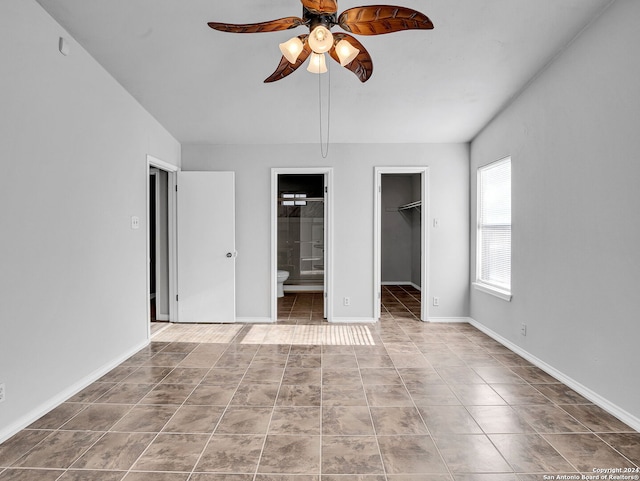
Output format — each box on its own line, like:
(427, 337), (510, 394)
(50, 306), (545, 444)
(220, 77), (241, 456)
(308, 26), (334, 53)
(335, 39), (360, 66)
(307, 52), (327, 74)
(279, 37), (304, 63)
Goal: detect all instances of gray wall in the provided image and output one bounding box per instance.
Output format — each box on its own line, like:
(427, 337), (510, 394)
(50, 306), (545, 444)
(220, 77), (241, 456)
(0, 0), (180, 440)
(381, 175), (415, 284)
(182, 143), (470, 320)
(470, 0), (640, 425)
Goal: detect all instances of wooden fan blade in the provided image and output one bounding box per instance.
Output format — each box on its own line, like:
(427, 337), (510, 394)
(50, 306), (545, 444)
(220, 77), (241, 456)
(301, 0), (338, 15)
(329, 33), (373, 82)
(208, 17), (304, 33)
(338, 6), (433, 35)
(264, 36), (312, 83)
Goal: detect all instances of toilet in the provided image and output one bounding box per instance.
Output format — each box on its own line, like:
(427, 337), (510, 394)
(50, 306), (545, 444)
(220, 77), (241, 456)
(277, 270), (290, 298)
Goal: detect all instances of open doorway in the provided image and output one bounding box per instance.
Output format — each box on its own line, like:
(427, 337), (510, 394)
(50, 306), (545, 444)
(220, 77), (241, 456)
(147, 155), (178, 336)
(271, 168), (333, 323)
(149, 168), (169, 326)
(374, 167), (429, 321)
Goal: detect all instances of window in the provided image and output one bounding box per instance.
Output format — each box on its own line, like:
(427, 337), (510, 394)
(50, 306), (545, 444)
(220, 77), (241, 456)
(475, 157), (511, 301)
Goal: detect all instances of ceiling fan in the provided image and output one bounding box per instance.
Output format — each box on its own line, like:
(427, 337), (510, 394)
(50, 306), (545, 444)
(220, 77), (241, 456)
(208, 0), (434, 83)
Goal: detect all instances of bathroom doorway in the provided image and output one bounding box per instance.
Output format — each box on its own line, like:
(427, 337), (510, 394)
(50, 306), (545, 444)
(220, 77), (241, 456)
(374, 167), (429, 321)
(271, 168), (333, 322)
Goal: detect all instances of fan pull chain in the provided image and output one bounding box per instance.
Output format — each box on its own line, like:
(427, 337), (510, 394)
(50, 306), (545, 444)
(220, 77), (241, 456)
(318, 59), (330, 158)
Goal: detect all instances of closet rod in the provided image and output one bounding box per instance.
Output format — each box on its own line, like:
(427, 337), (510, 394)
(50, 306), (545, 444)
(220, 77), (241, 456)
(278, 197), (324, 202)
(397, 200), (421, 211)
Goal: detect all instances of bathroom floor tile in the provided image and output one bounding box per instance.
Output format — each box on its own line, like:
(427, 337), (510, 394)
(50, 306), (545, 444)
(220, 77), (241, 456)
(512, 405), (588, 433)
(60, 403), (131, 431)
(467, 405), (535, 434)
(489, 434), (576, 473)
(433, 434), (512, 473)
(269, 407), (321, 435)
(215, 406), (273, 434)
(0, 430), (53, 467)
(257, 435), (321, 474)
(27, 403), (87, 430)
(110, 404), (177, 432)
(322, 406), (375, 435)
(377, 435), (448, 474)
(230, 383), (280, 406)
(196, 434), (264, 473)
(321, 436), (384, 475)
(131, 433), (209, 472)
(370, 406), (429, 435)
(162, 405), (224, 433)
(71, 432), (155, 470)
(543, 433), (637, 472)
(418, 405), (483, 434)
(276, 384), (322, 406)
(59, 471), (125, 481)
(364, 384), (414, 406)
(0, 469), (66, 480)
(14, 431), (103, 469)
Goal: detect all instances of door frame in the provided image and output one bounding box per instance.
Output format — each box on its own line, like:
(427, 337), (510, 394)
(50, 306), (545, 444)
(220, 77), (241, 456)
(271, 167), (334, 322)
(374, 166), (430, 321)
(146, 155), (179, 334)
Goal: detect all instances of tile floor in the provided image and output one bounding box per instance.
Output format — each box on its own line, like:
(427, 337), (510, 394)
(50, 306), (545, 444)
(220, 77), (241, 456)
(1, 286), (639, 480)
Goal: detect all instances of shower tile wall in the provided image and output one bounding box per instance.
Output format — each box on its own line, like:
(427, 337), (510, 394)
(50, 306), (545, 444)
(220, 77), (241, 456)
(278, 175), (325, 287)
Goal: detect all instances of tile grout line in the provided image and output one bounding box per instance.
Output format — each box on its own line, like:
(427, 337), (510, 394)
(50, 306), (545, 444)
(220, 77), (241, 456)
(115, 341), (220, 480)
(356, 342), (390, 480)
(250, 342), (293, 480)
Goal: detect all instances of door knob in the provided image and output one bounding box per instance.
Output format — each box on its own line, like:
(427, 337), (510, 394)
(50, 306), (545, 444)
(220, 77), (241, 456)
(226, 252), (233, 258)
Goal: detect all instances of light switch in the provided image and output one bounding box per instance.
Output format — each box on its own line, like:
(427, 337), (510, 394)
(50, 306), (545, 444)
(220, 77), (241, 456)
(131, 216), (140, 229)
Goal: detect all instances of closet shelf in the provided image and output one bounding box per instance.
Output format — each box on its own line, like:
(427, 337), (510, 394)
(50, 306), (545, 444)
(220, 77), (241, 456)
(397, 200), (422, 211)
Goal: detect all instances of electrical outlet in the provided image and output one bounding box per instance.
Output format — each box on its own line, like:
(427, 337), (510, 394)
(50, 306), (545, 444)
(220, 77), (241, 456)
(521, 324), (527, 336)
(343, 297), (350, 306)
(433, 297), (439, 307)
(0, 383), (5, 403)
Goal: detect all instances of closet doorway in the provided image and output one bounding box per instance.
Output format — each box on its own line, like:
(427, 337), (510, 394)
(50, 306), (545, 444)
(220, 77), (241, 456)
(271, 168), (333, 322)
(147, 155), (178, 334)
(374, 167), (429, 321)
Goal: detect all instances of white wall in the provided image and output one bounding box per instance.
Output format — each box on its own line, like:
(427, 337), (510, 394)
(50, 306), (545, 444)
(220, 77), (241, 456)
(0, 0), (180, 440)
(470, 0), (640, 425)
(183, 143), (469, 321)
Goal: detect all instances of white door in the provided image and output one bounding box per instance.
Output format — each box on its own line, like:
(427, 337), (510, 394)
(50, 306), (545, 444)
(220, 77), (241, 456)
(177, 171), (236, 323)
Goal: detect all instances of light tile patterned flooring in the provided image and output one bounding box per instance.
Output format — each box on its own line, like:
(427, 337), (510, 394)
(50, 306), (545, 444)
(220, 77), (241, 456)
(1, 286), (639, 480)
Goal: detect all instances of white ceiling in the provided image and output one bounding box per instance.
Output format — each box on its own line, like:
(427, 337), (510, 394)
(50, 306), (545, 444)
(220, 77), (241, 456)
(36, 0), (612, 144)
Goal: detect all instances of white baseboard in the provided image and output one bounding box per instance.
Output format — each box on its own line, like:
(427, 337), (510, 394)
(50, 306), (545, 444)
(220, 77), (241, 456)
(428, 316), (472, 323)
(381, 281), (421, 291)
(0, 338), (149, 444)
(236, 317), (274, 324)
(468, 318), (640, 432)
(283, 286), (323, 293)
(155, 314), (169, 321)
(330, 317), (377, 324)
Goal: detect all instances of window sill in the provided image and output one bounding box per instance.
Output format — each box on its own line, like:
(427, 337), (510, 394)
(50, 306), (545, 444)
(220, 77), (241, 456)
(473, 282), (512, 302)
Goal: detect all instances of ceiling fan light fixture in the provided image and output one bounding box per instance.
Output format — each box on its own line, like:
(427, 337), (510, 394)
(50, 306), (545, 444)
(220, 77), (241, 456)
(307, 52), (328, 74)
(279, 37), (304, 64)
(308, 25), (334, 54)
(335, 39), (360, 66)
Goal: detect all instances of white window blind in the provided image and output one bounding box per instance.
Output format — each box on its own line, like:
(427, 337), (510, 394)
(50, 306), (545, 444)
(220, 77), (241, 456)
(477, 158), (511, 293)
